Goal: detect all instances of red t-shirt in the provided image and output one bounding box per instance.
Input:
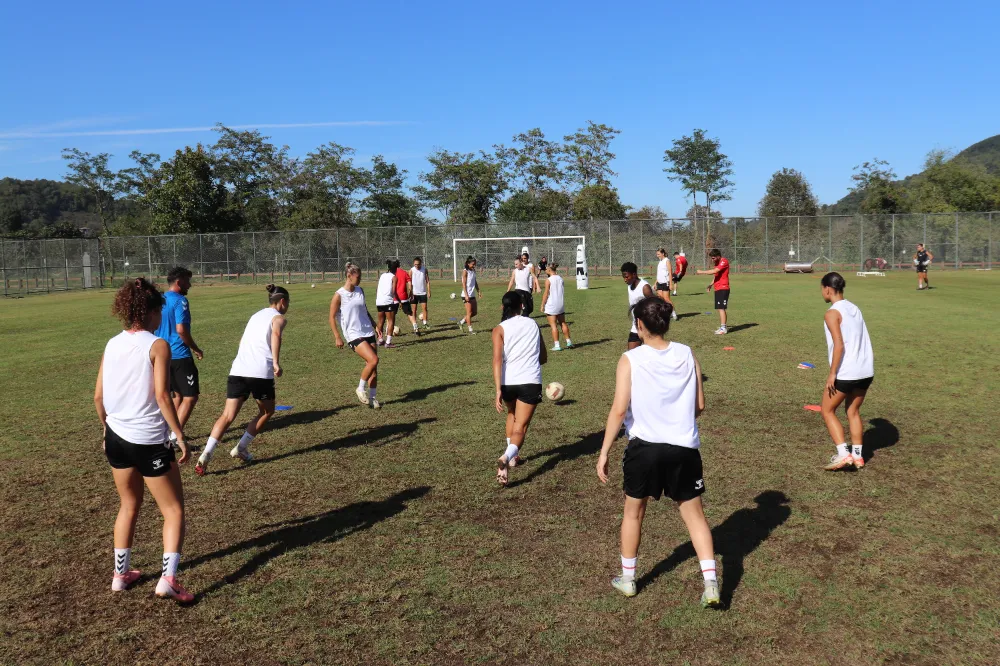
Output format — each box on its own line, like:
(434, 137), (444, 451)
(675, 256), (688, 276)
(713, 257), (730, 290)
(395, 268), (411, 301)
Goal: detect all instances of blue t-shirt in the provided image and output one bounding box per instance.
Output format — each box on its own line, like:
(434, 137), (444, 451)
(156, 291), (192, 359)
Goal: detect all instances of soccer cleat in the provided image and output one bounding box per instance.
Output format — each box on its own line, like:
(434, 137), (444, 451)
(824, 453), (854, 471)
(565, 341), (573, 349)
(611, 576), (637, 597)
(383, 342), (396, 349)
(370, 398), (382, 410)
(377, 338), (385, 346)
(701, 580), (721, 608)
(111, 570), (141, 592)
(551, 345), (562, 351)
(422, 321), (429, 328)
(194, 450), (213, 476)
(853, 454), (866, 469)
(355, 386), (370, 405)
(714, 327), (727, 335)
(155, 576), (194, 603)
(671, 311), (678, 321)
(230, 445), (253, 463)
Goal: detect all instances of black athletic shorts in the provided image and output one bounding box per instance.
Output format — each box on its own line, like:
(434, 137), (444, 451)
(463, 296), (476, 304)
(622, 438), (705, 501)
(413, 294), (428, 304)
(714, 289), (730, 310)
(628, 331), (641, 344)
(672, 273), (684, 283)
(834, 376), (874, 394)
(656, 282), (671, 292)
(104, 426), (175, 477)
(516, 289), (534, 315)
(500, 383), (543, 406)
(169, 356), (199, 397)
(348, 335), (377, 351)
(400, 301), (413, 315)
(226, 375), (275, 401)
(377, 303), (399, 313)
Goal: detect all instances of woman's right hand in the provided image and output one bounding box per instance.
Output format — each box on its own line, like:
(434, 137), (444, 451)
(495, 390), (504, 414)
(596, 451), (610, 484)
(335, 336), (345, 349)
(175, 439), (189, 464)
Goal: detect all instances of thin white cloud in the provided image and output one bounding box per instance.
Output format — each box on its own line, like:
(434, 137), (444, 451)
(0, 120), (414, 140)
(4, 116), (138, 135)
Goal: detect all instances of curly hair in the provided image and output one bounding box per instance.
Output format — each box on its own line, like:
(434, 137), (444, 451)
(112, 277), (164, 329)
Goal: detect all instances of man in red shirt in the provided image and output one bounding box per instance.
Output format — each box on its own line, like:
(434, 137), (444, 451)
(672, 252), (688, 296)
(394, 260), (420, 336)
(696, 249), (730, 335)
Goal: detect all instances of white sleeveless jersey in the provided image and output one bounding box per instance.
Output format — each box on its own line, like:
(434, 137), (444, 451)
(337, 286), (375, 341)
(410, 267), (428, 295)
(623, 342), (700, 448)
(102, 330), (169, 445)
(513, 266), (533, 291)
(464, 269), (478, 298)
(657, 258), (671, 284)
(230, 307), (280, 379)
(628, 278), (651, 333)
(375, 273), (396, 306)
(499, 315), (542, 385)
(825, 299), (874, 380)
(544, 274), (565, 315)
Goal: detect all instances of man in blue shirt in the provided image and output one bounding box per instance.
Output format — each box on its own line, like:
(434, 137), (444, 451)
(156, 267), (204, 443)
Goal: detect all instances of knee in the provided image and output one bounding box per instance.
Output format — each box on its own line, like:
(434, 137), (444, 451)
(511, 422), (527, 439)
(120, 496), (143, 516)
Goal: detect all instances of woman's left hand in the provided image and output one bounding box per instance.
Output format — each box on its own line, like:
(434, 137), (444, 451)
(596, 452), (610, 484)
(495, 391), (504, 414)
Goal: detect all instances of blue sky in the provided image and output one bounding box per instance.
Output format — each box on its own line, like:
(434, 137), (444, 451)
(1, 0), (997, 216)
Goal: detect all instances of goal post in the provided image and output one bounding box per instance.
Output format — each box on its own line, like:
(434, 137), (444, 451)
(452, 236), (588, 288)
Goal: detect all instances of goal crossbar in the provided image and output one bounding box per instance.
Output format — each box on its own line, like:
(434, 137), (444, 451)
(452, 236), (586, 282)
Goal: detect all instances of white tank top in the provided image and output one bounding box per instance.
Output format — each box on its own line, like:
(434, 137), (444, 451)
(464, 269), (478, 298)
(657, 258), (671, 284)
(499, 315), (542, 385)
(825, 299), (874, 380)
(544, 274), (565, 315)
(623, 342), (700, 448)
(410, 267), (428, 295)
(102, 330), (169, 445)
(513, 266), (533, 291)
(628, 278), (650, 333)
(375, 273), (396, 306)
(230, 307), (280, 379)
(337, 286), (375, 341)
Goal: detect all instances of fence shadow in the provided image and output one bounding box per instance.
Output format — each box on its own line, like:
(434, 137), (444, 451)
(209, 418), (436, 475)
(862, 418), (899, 462)
(506, 431), (603, 488)
(637, 490), (791, 609)
(187, 486), (431, 599)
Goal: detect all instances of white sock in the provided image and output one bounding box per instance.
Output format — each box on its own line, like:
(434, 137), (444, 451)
(358, 378), (367, 391)
(553, 342), (561, 349)
(852, 444), (863, 458)
(204, 436), (220, 456)
(565, 338), (571, 345)
(114, 547), (131, 575)
(459, 318), (466, 324)
(238, 431), (255, 452)
(161, 552), (180, 579)
(386, 335), (392, 344)
(412, 322), (419, 331)
(836, 443), (850, 457)
(503, 443), (519, 462)
(467, 325), (473, 332)
(369, 387), (377, 400)
(700, 559), (717, 582)
(621, 555), (637, 580)
(422, 318), (427, 325)
(506, 437), (511, 446)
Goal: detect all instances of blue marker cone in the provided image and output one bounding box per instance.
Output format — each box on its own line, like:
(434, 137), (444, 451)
(275, 405), (294, 411)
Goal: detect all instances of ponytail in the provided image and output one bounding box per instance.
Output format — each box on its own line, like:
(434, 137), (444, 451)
(266, 283), (290, 304)
(500, 291), (524, 321)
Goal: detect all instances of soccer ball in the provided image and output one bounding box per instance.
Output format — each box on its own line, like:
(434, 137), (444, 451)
(311, 284), (316, 289)
(450, 292), (457, 299)
(393, 326), (400, 335)
(545, 382), (565, 402)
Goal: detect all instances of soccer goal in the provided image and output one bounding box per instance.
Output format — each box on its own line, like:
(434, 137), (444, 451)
(452, 236), (588, 288)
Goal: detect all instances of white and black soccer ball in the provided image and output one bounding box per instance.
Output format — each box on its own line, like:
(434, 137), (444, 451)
(393, 325), (400, 335)
(545, 382), (565, 402)
(450, 292), (457, 299)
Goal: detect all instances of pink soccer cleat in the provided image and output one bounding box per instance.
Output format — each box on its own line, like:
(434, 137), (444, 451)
(155, 576), (194, 603)
(111, 570), (141, 592)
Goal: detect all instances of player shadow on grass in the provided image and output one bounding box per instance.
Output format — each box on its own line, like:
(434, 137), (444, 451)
(675, 312), (701, 320)
(208, 418), (437, 475)
(266, 405), (359, 433)
(724, 323), (758, 333)
(390, 381), (475, 404)
(505, 431), (603, 488)
(862, 418), (899, 463)
(637, 490), (791, 609)
(186, 486), (431, 600)
(561, 338), (612, 349)
(395, 331), (467, 347)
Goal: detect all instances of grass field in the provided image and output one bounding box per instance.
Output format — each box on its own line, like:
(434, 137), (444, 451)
(1, 270), (999, 665)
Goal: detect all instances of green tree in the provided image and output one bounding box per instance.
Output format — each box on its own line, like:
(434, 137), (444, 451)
(571, 184), (627, 220)
(61, 149), (122, 235)
(212, 124), (288, 230)
(628, 205), (667, 220)
(909, 150), (1000, 212)
(562, 121), (621, 188)
(757, 168), (819, 218)
(495, 128), (564, 192)
(850, 159), (905, 214)
(143, 146), (227, 234)
(413, 150), (507, 224)
(283, 142), (366, 229)
(495, 189), (572, 223)
(358, 155), (423, 226)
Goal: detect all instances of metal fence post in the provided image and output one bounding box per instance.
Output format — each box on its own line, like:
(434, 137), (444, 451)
(732, 220), (738, 272)
(122, 240), (128, 281)
(172, 237), (177, 267)
(891, 214), (895, 269)
(923, 213), (927, 245)
(252, 232), (257, 283)
(63, 239), (70, 289)
(199, 234), (204, 279)
(796, 216), (801, 260)
(990, 212), (994, 269)
(336, 227), (341, 272)
(954, 212), (959, 270)
(365, 228), (370, 277)
(859, 215), (864, 270)
(424, 226), (428, 269)
(226, 233), (231, 279)
(607, 220), (612, 276)
(639, 219), (644, 271)
(828, 216), (833, 271)
(308, 233), (313, 279)
(1, 236), (6, 297)
(764, 217), (769, 272)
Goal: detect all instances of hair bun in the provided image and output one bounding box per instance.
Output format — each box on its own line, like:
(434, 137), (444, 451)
(265, 284), (276, 294)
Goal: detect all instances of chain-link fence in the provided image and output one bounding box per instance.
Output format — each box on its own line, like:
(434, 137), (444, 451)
(3, 213), (997, 296)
